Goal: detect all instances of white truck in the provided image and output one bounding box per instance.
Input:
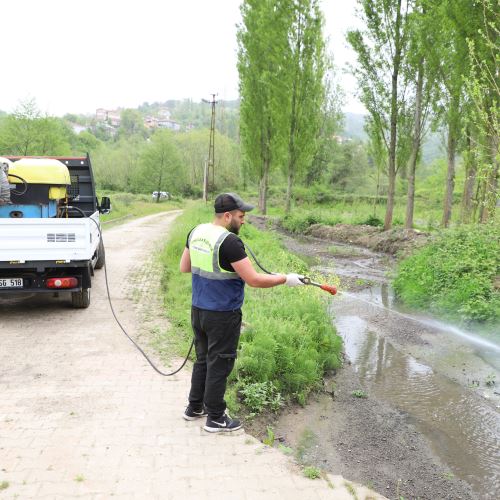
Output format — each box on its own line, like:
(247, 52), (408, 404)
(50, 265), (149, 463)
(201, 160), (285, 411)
(0, 155), (110, 308)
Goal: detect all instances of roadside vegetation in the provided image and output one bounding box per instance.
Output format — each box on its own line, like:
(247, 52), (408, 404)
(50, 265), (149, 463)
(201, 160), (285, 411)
(158, 203), (342, 414)
(394, 223), (500, 327)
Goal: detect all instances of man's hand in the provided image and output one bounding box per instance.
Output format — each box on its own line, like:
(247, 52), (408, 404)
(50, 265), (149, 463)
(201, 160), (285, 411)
(285, 273), (305, 287)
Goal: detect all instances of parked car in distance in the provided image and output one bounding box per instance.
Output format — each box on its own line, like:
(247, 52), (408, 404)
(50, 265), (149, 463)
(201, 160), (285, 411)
(152, 191), (170, 200)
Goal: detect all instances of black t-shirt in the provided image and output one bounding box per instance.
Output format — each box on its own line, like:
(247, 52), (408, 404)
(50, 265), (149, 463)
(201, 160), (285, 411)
(186, 228), (247, 272)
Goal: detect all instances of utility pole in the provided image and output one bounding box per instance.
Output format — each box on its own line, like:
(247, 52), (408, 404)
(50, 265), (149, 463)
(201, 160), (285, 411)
(202, 94), (217, 201)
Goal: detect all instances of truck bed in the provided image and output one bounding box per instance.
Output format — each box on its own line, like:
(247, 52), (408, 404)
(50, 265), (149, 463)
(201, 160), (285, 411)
(0, 213), (100, 263)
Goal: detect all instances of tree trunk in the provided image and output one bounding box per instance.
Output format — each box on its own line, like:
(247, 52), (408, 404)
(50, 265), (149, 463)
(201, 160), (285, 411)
(480, 133), (499, 222)
(285, 170), (294, 214)
(384, 0), (403, 231)
(258, 121), (272, 214)
(460, 130), (476, 223)
(259, 157), (269, 214)
(285, 25), (301, 216)
(405, 62), (424, 229)
(442, 121), (457, 227)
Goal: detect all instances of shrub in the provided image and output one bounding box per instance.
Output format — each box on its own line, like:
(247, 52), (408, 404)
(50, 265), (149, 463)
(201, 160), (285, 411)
(394, 223), (500, 324)
(361, 215), (384, 227)
(239, 381), (284, 413)
(279, 212), (341, 233)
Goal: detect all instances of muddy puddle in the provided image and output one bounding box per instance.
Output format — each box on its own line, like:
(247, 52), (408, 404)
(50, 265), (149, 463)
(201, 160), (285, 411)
(263, 227), (500, 500)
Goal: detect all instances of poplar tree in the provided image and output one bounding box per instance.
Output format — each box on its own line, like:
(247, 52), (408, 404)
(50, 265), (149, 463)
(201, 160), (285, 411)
(465, 0), (499, 223)
(237, 0), (289, 213)
(403, 1), (436, 229)
(348, 0), (412, 230)
(282, 0), (327, 213)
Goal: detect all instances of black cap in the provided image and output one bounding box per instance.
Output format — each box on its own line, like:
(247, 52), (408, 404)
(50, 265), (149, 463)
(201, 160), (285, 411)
(214, 193), (255, 213)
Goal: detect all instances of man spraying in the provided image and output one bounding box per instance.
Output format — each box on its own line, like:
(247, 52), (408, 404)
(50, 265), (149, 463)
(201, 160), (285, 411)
(179, 193), (303, 432)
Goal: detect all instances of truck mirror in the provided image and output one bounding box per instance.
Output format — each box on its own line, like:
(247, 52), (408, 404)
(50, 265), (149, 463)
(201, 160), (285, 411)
(99, 196), (111, 214)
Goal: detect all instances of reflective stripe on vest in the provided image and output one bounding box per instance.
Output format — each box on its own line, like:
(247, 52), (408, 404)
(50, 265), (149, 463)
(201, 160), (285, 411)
(188, 223), (239, 280)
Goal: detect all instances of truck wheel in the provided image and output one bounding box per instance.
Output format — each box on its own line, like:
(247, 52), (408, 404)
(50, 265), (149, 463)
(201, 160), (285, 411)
(95, 239), (105, 270)
(72, 287), (90, 308)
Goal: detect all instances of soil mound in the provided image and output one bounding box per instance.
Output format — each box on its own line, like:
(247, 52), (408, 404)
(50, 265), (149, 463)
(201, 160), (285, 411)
(305, 223), (429, 256)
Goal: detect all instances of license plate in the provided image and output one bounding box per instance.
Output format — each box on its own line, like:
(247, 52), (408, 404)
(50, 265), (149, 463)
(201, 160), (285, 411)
(0, 277), (23, 288)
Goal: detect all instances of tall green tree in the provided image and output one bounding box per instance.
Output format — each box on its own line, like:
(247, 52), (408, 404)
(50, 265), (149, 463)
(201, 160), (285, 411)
(348, 0), (412, 230)
(93, 136), (145, 192)
(140, 130), (185, 196)
(465, 0), (499, 223)
(119, 109), (147, 138)
(282, 0), (327, 213)
(403, 1), (436, 228)
(307, 73), (344, 186)
(174, 129), (241, 193)
(238, 0), (289, 213)
(424, 0), (480, 227)
(0, 99), (72, 156)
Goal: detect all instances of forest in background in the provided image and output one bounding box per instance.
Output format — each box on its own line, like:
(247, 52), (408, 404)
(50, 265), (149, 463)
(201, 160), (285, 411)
(0, 96), (485, 231)
(0, 0), (497, 233)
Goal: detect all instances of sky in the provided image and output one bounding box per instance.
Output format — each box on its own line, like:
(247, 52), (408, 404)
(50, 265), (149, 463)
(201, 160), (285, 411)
(1, 0), (365, 117)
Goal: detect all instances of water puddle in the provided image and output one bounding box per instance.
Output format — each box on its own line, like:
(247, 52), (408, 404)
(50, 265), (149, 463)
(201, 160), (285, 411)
(334, 299), (500, 498)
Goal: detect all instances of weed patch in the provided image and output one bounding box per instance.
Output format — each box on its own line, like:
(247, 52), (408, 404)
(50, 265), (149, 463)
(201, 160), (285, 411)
(351, 389), (368, 398)
(263, 426), (275, 446)
(303, 466), (321, 479)
(394, 223), (500, 325)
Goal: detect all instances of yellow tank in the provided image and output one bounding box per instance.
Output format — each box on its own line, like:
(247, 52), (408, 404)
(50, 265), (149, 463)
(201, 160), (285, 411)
(9, 158), (71, 199)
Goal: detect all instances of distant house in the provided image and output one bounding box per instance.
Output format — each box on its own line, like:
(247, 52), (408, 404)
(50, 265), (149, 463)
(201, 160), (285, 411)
(157, 118), (181, 131)
(144, 115), (181, 131)
(95, 108), (122, 127)
(95, 108), (108, 122)
(107, 110), (121, 127)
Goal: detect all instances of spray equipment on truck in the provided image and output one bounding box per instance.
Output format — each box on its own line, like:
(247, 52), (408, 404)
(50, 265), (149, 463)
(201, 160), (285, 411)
(0, 158), (73, 219)
(0, 156), (111, 220)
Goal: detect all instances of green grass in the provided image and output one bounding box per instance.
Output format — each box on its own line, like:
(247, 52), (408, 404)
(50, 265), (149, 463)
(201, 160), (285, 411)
(351, 389), (368, 398)
(303, 466), (321, 479)
(273, 201), (453, 233)
(157, 202), (343, 413)
(97, 190), (184, 226)
(394, 223), (500, 326)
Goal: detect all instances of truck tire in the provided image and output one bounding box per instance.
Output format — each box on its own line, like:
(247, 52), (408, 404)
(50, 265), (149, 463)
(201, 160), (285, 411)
(72, 287), (90, 308)
(95, 239), (105, 270)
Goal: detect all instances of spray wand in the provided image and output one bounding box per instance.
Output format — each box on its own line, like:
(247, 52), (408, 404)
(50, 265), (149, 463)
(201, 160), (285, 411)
(244, 242), (337, 296)
(300, 276), (337, 295)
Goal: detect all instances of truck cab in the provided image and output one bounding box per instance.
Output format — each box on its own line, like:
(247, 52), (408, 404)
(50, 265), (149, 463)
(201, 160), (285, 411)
(0, 155), (110, 308)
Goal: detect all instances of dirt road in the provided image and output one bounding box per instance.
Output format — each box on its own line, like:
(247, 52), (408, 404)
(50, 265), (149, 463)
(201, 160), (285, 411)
(0, 211), (384, 500)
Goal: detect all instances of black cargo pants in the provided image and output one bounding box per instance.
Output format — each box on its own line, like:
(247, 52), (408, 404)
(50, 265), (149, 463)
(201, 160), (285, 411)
(188, 306), (242, 419)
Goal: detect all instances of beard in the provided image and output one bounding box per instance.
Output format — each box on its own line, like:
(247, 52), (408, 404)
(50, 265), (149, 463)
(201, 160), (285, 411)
(228, 220), (240, 235)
